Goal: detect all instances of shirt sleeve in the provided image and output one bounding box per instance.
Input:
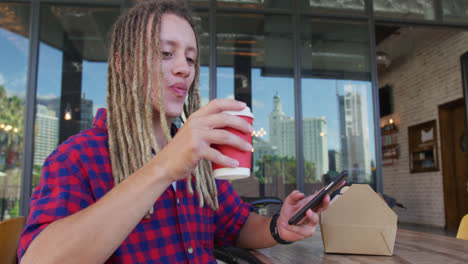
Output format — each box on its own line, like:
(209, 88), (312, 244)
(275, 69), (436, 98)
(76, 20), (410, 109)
(17, 150), (94, 261)
(213, 180), (253, 247)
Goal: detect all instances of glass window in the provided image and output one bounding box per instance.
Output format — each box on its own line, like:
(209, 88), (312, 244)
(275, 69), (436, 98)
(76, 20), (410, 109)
(217, 0), (291, 9)
(0, 2), (30, 221)
(442, 0), (468, 23)
(374, 0), (436, 20)
(300, 18), (377, 192)
(188, 0), (210, 8)
(33, 4), (120, 189)
(193, 11), (210, 106)
(299, 0), (365, 14)
(129, 0), (209, 8)
(216, 13), (295, 202)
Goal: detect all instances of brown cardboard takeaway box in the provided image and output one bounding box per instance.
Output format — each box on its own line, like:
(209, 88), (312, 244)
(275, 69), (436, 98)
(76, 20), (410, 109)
(319, 184), (398, 256)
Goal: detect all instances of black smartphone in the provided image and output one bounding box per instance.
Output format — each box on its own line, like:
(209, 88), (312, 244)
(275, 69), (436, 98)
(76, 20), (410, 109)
(288, 171), (348, 225)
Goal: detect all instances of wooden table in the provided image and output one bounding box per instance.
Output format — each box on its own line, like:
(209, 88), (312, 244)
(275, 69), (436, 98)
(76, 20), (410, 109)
(249, 229), (468, 263)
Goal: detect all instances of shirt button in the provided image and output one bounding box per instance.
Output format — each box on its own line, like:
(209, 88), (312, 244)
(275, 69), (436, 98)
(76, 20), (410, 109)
(187, 247), (193, 254)
(176, 198), (180, 204)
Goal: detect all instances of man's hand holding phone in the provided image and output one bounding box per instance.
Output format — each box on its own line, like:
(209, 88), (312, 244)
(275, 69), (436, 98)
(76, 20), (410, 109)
(288, 171), (348, 225)
(270, 171), (347, 243)
(274, 190), (331, 243)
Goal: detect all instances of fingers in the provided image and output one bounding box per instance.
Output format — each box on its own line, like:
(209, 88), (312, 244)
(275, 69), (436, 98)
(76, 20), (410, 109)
(204, 147), (240, 168)
(279, 211), (318, 239)
(298, 209), (319, 226)
(193, 129), (252, 168)
(314, 195), (330, 214)
(207, 129), (252, 152)
(284, 190), (305, 205)
(201, 112), (253, 134)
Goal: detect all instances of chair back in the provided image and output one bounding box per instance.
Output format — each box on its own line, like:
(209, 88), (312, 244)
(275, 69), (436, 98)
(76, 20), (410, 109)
(457, 214), (468, 240)
(0, 216), (26, 264)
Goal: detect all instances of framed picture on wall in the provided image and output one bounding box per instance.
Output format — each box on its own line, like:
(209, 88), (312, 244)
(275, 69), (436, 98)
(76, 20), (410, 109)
(408, 120), (439, 173)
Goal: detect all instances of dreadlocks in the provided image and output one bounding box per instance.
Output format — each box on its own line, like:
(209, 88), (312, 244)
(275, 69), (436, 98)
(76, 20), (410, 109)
(106, 0), (219, 214)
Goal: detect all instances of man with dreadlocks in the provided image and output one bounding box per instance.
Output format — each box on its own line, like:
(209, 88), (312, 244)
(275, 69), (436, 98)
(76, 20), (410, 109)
(18, 0), (330, 263)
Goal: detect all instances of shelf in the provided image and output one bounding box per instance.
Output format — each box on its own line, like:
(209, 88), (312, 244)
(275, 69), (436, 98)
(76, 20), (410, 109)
(410, 167), (438, 173)
(412, 145), (434, 152)
(382, 154), (399, 160)
(408, 120), (439, 173)
(382, 144), (398, 149)
(412, 159), (435, 162)
(381, 128), (398, 136)
(381, 124), (399, 165)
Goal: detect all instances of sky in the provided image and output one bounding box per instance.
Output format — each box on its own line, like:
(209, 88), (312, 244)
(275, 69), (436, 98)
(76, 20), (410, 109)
(215, 67), (376, 160)
(0, 26), (376, 163)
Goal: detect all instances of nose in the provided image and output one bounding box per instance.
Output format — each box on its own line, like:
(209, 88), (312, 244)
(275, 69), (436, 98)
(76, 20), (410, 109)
(171, 53), (190, 78)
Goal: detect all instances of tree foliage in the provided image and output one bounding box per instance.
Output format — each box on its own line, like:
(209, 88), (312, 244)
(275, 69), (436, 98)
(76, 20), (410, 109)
(0, 85), (24, 160)
(254, 154), (319, 185)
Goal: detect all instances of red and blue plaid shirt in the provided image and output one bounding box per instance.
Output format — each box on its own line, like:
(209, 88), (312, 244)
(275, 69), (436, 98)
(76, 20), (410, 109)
(18, 108), (252, 263)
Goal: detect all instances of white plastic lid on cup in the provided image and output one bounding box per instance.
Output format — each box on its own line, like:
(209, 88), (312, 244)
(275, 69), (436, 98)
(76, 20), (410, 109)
(223, 106), (254, 119)
(213, 167), (250, 180)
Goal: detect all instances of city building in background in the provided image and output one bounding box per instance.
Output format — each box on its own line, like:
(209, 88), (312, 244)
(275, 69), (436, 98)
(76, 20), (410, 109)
(338, 84), (371, 182)
(0, 0), (467, 233)
(80, 93), (94, 132)
(269, 94), (295, 160)
(33, 105), (58, 167)
(269, 94), (328, 179)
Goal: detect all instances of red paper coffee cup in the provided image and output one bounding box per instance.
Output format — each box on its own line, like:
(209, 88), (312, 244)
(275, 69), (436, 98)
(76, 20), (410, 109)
(212, 107), (254, 180)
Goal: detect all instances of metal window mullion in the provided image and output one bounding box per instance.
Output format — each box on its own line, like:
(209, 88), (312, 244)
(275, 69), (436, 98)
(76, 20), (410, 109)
(299, 10), (368, 20)
(20, 0), (40, 217)
(121, 0), (129, 12)
(209, 0), (216, 100)
(293, 2), (304, 192)
(36, 0), (121, 6)
(433, 0), (443, 22)
(374, 16), (468, 29)
(462, 53), (468, 128)
(367, 0), (383, 193)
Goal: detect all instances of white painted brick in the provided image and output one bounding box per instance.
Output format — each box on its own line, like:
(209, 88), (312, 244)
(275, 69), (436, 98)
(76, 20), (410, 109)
(379, 28), (466, 228)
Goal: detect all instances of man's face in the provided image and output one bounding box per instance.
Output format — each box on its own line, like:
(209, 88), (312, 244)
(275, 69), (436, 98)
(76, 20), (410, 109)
(149, 13), (197, 119)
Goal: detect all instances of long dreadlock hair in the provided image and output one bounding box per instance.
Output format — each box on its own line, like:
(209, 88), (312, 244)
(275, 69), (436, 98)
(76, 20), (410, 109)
(106, 0), (219, 214)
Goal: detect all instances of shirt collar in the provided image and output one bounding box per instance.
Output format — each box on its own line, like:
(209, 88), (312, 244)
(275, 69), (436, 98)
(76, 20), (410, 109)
(93, 108), (108, 130)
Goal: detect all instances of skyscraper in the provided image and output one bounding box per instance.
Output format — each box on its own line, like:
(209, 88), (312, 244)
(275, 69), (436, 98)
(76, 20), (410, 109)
(303, 117), (328, 176)
(338, 84), (371, 182)
(33, 105), (59, 166)
(328, 149), (342, 173)
(269, 94), (295, 158)
(269, 94), (328, 177)
(80, 93), (94, 131)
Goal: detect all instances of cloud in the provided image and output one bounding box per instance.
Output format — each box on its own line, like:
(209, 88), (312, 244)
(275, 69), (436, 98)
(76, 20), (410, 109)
(37, 93), (58, 100)
(5, 89), (25, 99)
(217, 72), (234, 79)
(9, 74), (27, 89)
(0, 72), (28, 92)
(199, 82), (209, 91)
(201, 97), (209, 106)
(200, 71), (209, 77)
(0, 29), (28, 55)
(252, 99), (265, 109)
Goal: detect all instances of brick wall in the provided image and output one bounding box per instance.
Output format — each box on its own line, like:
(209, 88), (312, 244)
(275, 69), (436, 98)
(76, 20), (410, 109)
(378, 27), (468, 227)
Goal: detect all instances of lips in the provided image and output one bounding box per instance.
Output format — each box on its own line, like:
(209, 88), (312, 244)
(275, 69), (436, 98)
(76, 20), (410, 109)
(169, 83), (188, 97)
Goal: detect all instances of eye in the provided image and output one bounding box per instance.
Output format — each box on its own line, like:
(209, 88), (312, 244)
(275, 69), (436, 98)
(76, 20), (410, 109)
(186, 57), (195, 65)
(161, 51), (172, 58)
